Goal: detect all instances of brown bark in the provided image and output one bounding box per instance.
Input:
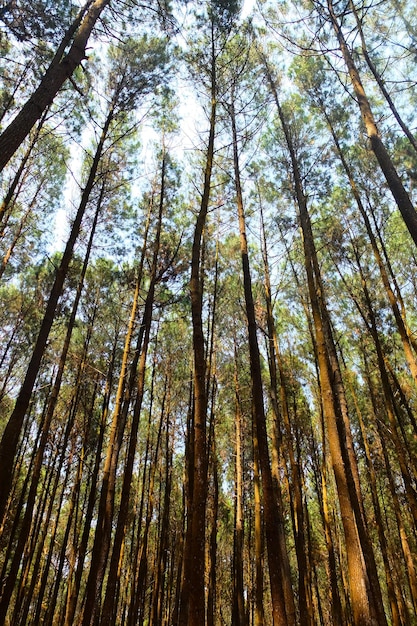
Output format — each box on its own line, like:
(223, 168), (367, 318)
(150, 398), (173, 626)
(0, 100), (114, 541)
(345, 250), (417, 527)
(207, 432), (219, 626)
(179, 22), (217, 625)
(99, 156), (166, 625)
(253, 422), (265, 626)
(319, 101), (417, 385)
(0, 111), (47, 227)
(232, 353), (247, 626)
(0, 193), (102, 623)
(319, 419), (344, 624)
(230, 89), (288, 626)
(260, 200), (307, 626)
(0, 0), (111, 172)
(348, 375), (403, 626)
(362, 353), (417, 615)
(262, 57), (382, 625)
(349, 0), (417, 155)
(325, 0), (417, 246)
(63, 336), (117, 626)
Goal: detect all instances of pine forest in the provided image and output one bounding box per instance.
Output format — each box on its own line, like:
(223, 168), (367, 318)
(1, 0), (417, 624)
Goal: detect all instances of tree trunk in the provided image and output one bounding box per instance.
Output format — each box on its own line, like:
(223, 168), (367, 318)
(262, 57), (382, 625)
(0, 0), (110, 172)
(325, 0), (417, 246)
(179, 22), (216, 625)
(232, 353), (247, 626)
(0, 103), (114, 524)
(230, 88), (288, 626)
(100, 168), (166, 623)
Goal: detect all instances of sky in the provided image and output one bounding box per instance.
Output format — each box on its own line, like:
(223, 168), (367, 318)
(52, 0), (259, 250)
(242, 0), (256, 18)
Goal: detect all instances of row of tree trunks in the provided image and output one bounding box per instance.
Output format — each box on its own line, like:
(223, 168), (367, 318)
(263, 56), (386, 626)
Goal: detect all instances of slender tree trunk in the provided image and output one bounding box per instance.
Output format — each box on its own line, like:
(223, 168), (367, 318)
(0, 0), (110, 171)
(260, 200), (306, 626)
(179, 23), (217, 625)
(347, 375), (403, 626)
(362, 352), (417, 615)
(320, 102), (417, 384)
(324, 0), (417, 246)
(150, 399), (173, 626)
(349, 0), (417, 155)
(63, 332), (118, 626)
(253, 419), (265, 626)
(0, 111), (47, 225)
(232, 351), (247, 626)
(343, 249), (417, 526)
(0, 102), (114, 523)
(317, 408), (344, 624)
(262, 57), (382, 625)
(230, 88), (288, 626)
(99, 178), (166, 623)
(207, 434), (219, 626)
(0, 181), (104, 621)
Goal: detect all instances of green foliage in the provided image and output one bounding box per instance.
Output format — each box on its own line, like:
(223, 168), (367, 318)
(108, 34), (172, 112)
(2, 0), (417, 623)
(209, 0), (242, 31)
(0, 0), (77, 43)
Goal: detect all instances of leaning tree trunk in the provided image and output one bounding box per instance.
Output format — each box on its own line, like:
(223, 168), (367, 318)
(0, 0), (111, 172)
(324, 0), (417, 246)
(320, 101), (417, 384)
(0, 99), (115, 530)
(262, 57), (383, 626)
(0, 189), (103, 623)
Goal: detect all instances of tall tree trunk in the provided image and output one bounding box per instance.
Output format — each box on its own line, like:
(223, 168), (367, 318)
(362, 351), (417, 615)
(324, 0), (417, 246)
(150, 396), (173, 626)
(319, 101), (417, 384)
(0, 110), (47, 226)
(347, 375), (403, 626)
(80, 188), (153, 624)
(253, 419), (265, 626)
(232, 350), (247, 626)
(63, 331), (118, 626)
(230, 88), (288, 626)
(340, 247), (417, 526)
(260, 199), (306, 626)
(82, 243), (160, 624)
(0, 102), (115, 523)
(100, 168), (166, 623)
(262, 57), (383, 625)
(179, 22), (216, 626)
(349, 0), (417, 155)
(0, 0), (110, 171)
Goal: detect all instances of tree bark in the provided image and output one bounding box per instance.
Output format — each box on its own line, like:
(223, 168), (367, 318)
(0, 0), (111, 172)
(179, 22), (216, 625)
(325, 0), (417, 246)
(0, 101), (114, 530)
(262, 57), (382, 625)
(230, 88), (288, 626)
